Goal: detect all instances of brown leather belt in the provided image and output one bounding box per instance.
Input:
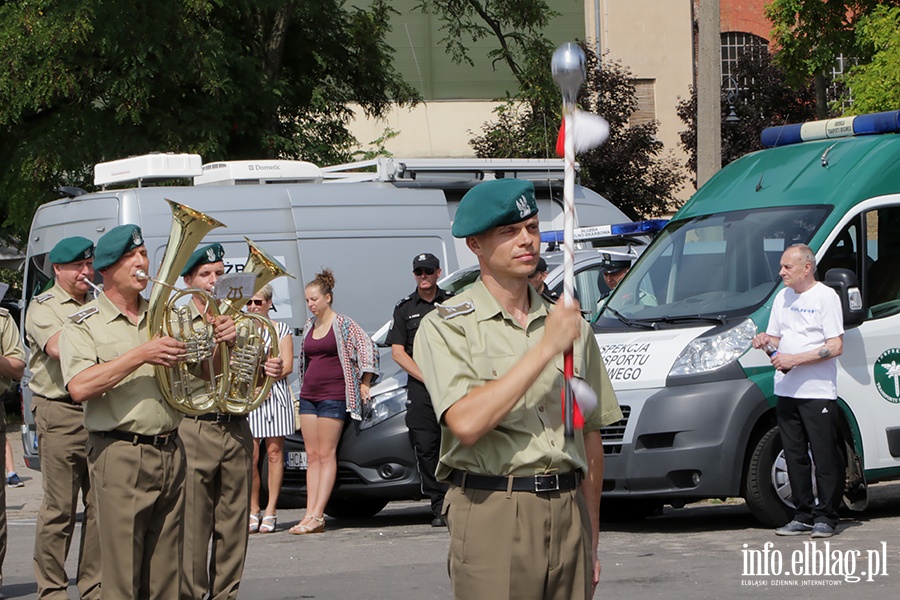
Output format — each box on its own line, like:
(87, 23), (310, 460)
(97, 429), (178, 446)
(449, 469), (582, 493)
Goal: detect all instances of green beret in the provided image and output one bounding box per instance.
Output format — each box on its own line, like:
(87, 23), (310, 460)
(181, 243), (225, 276)
(49, 236), (94, 264)
(93, 224), (144, 271)
(452, 179), (538, 238)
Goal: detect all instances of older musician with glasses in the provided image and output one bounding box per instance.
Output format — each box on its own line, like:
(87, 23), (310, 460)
(59, 224), (198, 599)
(246, 284), (294, 535)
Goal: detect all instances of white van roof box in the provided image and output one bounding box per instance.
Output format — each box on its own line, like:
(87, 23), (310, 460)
(194, 160), (322, 186)
(94, 153), (203, 187)
(321, 157), (572, 183)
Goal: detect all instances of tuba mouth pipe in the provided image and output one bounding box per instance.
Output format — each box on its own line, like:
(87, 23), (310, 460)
(81, 276), (103, 295)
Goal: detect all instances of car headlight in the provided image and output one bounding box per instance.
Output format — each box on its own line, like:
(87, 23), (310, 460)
(668, 318), (756, 377)
(360, 386), (408, 430)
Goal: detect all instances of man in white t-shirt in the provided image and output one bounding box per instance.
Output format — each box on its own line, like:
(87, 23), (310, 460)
(752, 244), (844, 539)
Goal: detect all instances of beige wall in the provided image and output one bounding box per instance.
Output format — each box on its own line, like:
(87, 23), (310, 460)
(587, 0), (695, 199)
(349, 0), (696, 203)
(348, 101), (502, 158)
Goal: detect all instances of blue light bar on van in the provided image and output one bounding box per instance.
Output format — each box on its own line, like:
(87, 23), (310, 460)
(761, 110), (900, 148)
(540, 219), (668, 243)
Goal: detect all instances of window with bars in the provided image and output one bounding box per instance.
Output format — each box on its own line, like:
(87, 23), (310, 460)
(720, 31), (768, 90)
(630, 79), (656, 126)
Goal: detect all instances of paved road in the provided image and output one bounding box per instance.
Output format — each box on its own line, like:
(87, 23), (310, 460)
(4, 427), (900, 599)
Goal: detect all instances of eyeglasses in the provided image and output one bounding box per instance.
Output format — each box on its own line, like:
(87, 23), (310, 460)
(248, 299), (266, 306)
(413, 267), (436, 276)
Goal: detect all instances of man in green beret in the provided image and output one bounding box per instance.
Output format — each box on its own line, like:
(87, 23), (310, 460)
(25, 236), (101, 599)
(0, 290), (26, 600)
(178, 243), (276, 600)
(58, 224), (197, 599)
(415, 178), (623, 600)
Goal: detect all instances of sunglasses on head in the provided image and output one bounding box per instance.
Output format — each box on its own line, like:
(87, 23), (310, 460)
(414, 267), (436, 276)
(248, 299), (266, 306)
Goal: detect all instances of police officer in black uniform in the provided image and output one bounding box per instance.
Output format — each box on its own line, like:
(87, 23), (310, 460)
(527, 257), (559, 303)
(597, 252), (632, 302)
(386, 253), (454, 526)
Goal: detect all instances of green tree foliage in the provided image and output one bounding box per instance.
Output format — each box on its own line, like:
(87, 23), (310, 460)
(842, 5), (900, 114)
(676, 47), (816, 186)
(765, 0), (897, 119)
(415, 0), (558, 113)
(471, 49), (685, 220)
(0, 0), (419, 245)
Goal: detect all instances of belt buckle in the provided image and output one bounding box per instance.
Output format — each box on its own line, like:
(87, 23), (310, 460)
(152, 433), (168, 446)
(534, 474), (559, 492)
(216, 413), (230, 424)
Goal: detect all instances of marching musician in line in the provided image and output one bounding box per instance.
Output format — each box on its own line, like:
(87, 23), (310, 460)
(59, 225), (232, 599)
(178, 243), (281, 600)
(26, 237), (101, 599)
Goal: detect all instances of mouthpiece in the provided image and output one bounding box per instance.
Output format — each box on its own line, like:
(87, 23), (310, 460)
(135, 269), (150, 281)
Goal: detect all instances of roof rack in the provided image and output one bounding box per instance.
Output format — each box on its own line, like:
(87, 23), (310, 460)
(320, 157), (575, 183)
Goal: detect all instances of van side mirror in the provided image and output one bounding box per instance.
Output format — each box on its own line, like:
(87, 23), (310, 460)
(824, 268), (864, 328)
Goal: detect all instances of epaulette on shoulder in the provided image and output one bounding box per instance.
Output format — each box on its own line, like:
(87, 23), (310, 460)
(395, 293), (415, 308)
(68, 306), (99, 324)
(34, 292), (55, 304)
(436, 300), (474, 320)
(0, 307), (8, 318)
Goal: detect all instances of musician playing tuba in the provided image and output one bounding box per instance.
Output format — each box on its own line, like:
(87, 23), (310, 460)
(177, 242), (283, 600)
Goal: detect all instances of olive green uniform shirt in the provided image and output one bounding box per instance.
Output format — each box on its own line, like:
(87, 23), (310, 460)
(59, 293), (182, 435)
(414, 279), (622, 481)
(25, 282), (85, 399)
(0, 309), (26, 395)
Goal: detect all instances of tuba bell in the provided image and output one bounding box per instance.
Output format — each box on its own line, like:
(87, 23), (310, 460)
(216, 238), (294, 415)
(146, 199), (230, 416)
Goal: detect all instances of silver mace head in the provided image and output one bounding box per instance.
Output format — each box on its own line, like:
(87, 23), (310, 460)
(551, 43), (586, 106)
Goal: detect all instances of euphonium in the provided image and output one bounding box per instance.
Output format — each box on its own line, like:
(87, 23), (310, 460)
(215, 238), (294, 415)
(146, 200), (230, 416)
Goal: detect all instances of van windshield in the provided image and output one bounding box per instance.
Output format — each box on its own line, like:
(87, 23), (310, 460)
(595, 206), (830, 329)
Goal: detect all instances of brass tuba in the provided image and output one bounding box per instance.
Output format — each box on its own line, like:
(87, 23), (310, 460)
(145, 199), (230, 416)
(215, 238), (294, 415)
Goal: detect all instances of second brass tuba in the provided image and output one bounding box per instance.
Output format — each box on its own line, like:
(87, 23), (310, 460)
(216, 238), (294, 415)
(145, 199), (230, 416)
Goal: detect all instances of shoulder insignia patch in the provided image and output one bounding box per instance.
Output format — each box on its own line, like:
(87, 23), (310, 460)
(436, 301), (474, 320)
(68, 306), (99, 324)
(395, 293), (414, 308)
(34, 293), (55, 304)
(0, 307), (8, 317)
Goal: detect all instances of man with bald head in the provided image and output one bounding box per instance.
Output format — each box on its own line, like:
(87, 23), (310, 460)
(752, 243), (844, 539)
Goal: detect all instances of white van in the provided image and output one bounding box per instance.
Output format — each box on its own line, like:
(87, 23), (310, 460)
(592, 110), (900, 525)
(19, 154), (630, 469)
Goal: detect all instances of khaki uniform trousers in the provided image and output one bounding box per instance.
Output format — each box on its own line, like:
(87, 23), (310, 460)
(87, 432), (185, 600)
(442, 483), (593, 600)
(179, 417), (253, 600)
(33, 397), (101, 600)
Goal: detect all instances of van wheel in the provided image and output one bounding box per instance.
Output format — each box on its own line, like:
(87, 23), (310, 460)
(745, 426), (793, 528)
(324, 498), (389, 520)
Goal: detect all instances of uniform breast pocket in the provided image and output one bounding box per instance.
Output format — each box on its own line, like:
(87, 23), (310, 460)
(472, 354), (527, 422)
(96, 342), (134, 364)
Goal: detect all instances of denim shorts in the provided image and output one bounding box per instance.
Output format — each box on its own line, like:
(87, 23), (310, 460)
(298, 398), (347, 420)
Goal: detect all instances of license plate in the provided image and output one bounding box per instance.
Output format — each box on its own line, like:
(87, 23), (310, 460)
(286, 451), (308, 469)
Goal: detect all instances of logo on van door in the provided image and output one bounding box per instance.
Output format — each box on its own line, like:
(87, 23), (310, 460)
(874, 349), (900, 403)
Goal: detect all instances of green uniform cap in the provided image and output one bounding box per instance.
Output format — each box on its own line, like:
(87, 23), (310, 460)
(181, 243), (225, 277)
(49, 236), (94, 264)
(451, 179), (538, 238)
(93, 224), (144, 271)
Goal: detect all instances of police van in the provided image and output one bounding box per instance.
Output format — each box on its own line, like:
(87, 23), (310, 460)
(19, 153), (629, 473)
(592, 110), (900, 525)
